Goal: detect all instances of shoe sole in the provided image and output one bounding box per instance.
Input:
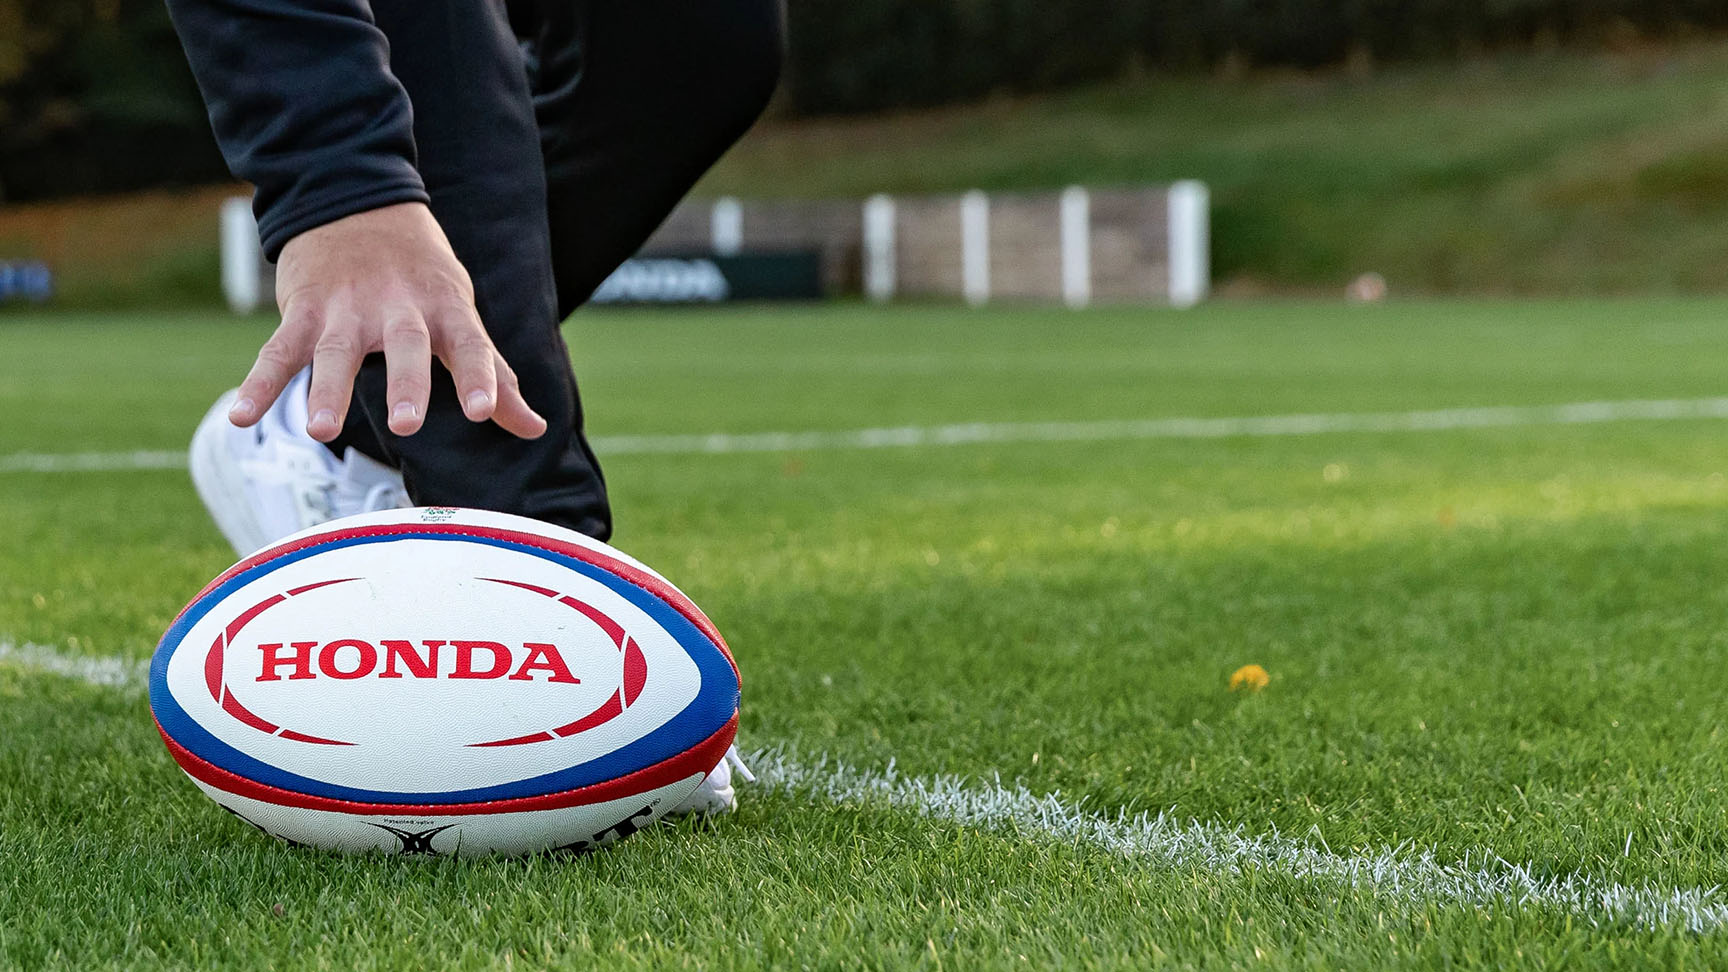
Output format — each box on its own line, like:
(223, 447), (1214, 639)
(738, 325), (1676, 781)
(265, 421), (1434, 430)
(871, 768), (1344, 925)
(188, 390), (265, 557)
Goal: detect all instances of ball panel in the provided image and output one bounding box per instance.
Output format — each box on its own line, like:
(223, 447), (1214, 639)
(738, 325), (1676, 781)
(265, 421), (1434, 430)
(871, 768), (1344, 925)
(173, 509), (733, 674)
(157, 713), (736, 816)
(158, 538), (708, 795)
(151, 528), (737, 805)
(150, 509), (741, 856)
(192, 771), (707, 856)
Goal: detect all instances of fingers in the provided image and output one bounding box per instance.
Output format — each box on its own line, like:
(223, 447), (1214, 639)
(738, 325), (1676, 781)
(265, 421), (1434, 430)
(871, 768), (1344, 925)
(231, 309), (316, 427)
(427, 305), (545, 440)
(430, 304), (498, 423)
(381, 310), (432, 436)
(246, 292), (544, 443)
(489, 353), (548, 440)
(305, 310), (366, 442)
(262, 206), (543, 445)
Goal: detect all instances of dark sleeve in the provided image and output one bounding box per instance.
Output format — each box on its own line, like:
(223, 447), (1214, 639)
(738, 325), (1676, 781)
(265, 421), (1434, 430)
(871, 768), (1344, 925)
(164, 0), (431, 260)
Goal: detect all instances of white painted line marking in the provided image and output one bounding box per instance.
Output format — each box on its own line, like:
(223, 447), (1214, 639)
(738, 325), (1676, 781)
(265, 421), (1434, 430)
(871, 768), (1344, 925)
(751, 750), (1728, 933)
(0, 641), (150, 688)
(6, 640), (1726, 932)
(594, 396), (1728, 455)
(0, 450), (188, 473)
(8, 397), (1728, 473)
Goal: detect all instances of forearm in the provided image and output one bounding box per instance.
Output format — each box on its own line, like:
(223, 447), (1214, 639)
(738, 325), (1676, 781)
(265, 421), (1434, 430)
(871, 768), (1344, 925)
(165, 0), (429, 259)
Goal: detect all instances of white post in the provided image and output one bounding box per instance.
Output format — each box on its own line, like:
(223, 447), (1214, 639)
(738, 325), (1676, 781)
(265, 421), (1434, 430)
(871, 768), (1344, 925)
(961, 190), (990, 307)
(711, 196), (744, 257)
(863, 194), (897, 303)
(220, 196), (263, 315)
(1166, 180), (1210, 309)
(1060, 186), (1091, 309)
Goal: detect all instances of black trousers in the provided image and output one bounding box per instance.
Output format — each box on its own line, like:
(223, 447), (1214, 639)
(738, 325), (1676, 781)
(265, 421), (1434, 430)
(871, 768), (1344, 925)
(333, 0), (784, 540)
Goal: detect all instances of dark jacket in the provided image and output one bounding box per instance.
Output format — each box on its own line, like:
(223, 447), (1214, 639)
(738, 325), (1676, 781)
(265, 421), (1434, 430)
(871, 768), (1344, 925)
(164, 0), (430, 259)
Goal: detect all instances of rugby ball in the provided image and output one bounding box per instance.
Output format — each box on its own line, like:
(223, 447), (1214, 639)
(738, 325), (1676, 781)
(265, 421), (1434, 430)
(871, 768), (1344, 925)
(149, 507), (739, 856)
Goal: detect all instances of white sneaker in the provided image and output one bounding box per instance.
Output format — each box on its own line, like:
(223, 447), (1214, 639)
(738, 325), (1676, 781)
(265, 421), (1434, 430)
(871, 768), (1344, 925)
(189, 369), (412, 558)
(667, 745), (755, 816)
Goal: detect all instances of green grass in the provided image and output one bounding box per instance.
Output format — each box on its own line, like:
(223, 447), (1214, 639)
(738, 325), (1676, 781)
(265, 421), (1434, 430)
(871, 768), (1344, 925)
(6, 299), (1728, 967)
(16, 43), (1728, 306)
(701, 41), (1728, 294)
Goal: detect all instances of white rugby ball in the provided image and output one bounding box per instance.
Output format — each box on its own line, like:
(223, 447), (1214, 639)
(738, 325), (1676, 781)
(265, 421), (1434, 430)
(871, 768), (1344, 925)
(149, 507), (739, 856)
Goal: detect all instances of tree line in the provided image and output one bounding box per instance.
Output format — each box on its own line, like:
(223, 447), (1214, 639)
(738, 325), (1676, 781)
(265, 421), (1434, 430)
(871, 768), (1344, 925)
(782, 0), (1728, 113)
(0, 0), (225, 201)
(4, 0), (1726, 201)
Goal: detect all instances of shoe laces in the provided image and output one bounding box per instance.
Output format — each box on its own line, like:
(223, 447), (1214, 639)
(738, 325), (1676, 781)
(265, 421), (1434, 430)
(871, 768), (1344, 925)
(238, 442), (340, 521)
(723, 745), (756, 784)
(358, 479), (412, 514)
(331, 447), (411, 518)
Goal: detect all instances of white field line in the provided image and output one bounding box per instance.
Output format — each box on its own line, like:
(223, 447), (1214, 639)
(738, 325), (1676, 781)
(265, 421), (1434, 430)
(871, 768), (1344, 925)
(587, 396), (1728, 454)
(0, 449), (188, 473)
(5, 642), (1726, 932)
(0, 641), (150, 687)
(7, 397), (1728, 473)
(749, 750), (1728, 934)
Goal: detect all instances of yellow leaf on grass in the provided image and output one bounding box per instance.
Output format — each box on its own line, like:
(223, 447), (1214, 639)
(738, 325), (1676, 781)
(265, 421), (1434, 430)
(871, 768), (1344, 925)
(1229, 664), (1270, 693)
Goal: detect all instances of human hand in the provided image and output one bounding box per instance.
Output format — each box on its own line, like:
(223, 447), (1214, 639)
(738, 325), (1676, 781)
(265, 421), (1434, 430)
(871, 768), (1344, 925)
(227, 202), (547, 442)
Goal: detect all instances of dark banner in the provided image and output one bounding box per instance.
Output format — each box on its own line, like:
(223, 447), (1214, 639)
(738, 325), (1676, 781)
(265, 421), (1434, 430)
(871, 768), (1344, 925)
(590, 251), (824, 305)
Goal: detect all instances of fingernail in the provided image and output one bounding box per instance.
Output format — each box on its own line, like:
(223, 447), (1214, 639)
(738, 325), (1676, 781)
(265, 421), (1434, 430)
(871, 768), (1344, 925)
(465, 391), (491, 415)
(311, 409), (337, 431)
(229, 398), (257, 421)
(392, 401), (418, 423)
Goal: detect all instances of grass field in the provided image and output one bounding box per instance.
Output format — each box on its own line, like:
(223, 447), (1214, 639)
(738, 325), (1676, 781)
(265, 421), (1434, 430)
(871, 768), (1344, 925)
(5, 299), (1728, 968)
(706, 41), (1728, 294)
(15, 42), (1728, 308)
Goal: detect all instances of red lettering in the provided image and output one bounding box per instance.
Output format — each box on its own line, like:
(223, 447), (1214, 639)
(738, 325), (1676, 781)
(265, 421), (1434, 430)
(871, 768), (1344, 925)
(257, 642), (317, 682)
(508, 642), (581, 684)
(255, 639), (581, 682)
(451, 641), (512, 679)
(379, 640), (444, 678)
(318, 639), (378, 680)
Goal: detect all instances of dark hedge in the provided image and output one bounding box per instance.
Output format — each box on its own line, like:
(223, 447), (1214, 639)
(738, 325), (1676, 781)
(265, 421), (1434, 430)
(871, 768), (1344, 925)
(4, 0), (1727, 199)
(783, 0), (1728, 113)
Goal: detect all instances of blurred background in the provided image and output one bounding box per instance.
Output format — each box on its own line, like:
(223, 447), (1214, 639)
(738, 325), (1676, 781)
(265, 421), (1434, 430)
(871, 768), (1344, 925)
(5, 0), (1728, 307)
